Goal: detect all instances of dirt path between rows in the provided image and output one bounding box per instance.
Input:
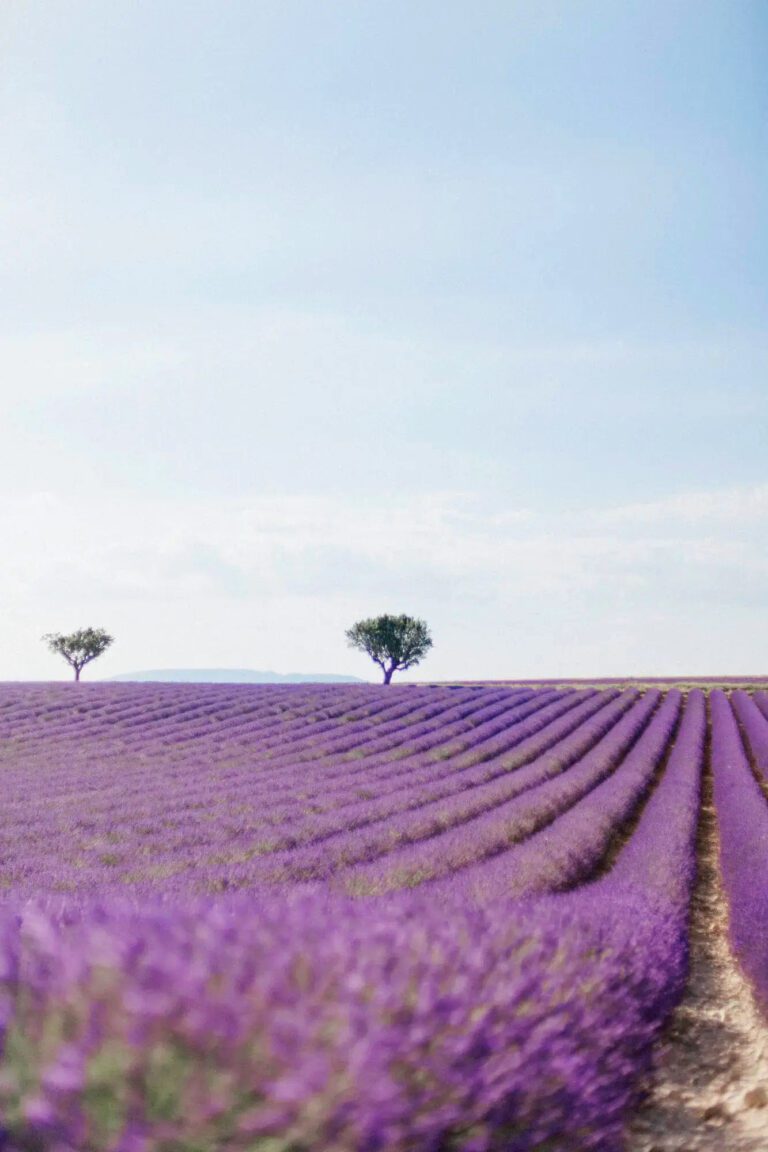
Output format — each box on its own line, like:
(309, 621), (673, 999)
(626, 772), (768, 1151)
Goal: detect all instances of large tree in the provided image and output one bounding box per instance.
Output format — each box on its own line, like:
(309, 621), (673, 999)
(43, 628), (114, 681)
(345, 614), (433, 684)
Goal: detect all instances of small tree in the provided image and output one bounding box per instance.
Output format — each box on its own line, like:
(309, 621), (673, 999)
(345, 614), (433, 684)
(43, 627), (114, 681)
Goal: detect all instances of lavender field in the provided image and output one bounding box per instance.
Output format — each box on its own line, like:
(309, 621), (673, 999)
(0, 681), (767, 1150)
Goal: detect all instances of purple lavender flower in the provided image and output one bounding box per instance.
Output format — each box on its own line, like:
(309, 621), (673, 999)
(0, 683), (707, 1150)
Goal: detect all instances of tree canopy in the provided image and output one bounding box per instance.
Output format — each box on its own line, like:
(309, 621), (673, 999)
(43, 628), (114, 681)
(345, 614), (433, 684)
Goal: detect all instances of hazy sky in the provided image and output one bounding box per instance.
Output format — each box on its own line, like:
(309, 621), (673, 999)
(1, 1), (766, 681)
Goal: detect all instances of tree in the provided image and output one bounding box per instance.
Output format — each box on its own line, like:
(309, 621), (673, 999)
(345, 614), (433, 684)
(43, 628), (114, 681)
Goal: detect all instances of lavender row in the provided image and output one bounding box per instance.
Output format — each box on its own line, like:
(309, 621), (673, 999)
(224, 690), (628, 860)
(730, 689), (768, 780)
(232, 689), (607, 836)
(236, 690), (641, 889)
(749, 690), (768, 724)
(333, 690), (659, 895)
(429, 689), (681, 903)
(0, 683), (448, 756)
(0, 682), (321, 742)
(0, 690), (565, 842)
(0, 693), (621, 896)
(236, 688), (565, 806)
(0, 686), (584, 884)
(0, 686), (525, 801)
(589, 688), (704, 904)
(533, 690), (706, 1136)
(237, 685), (501, 764)
(252, 686), (552, 778)
(710, 690), (768, 1011)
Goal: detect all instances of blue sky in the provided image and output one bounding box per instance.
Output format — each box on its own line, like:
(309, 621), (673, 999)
(1, 1), (766, 680)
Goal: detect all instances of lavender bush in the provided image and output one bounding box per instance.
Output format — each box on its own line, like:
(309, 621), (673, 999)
(710, 689), (768, 1010)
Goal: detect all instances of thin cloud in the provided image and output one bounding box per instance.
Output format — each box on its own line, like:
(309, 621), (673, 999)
(598, 484), (768, 527)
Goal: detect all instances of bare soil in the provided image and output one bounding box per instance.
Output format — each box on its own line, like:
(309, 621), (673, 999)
(626, 774), (768, 1151)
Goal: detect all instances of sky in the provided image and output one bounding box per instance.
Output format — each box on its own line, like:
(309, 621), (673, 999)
(0, 0), (766, 681)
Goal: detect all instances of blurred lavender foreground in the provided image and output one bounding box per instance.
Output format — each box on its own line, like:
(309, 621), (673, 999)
(0, 683), (705, 1150)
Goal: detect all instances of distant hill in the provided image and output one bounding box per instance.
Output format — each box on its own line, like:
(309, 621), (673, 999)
(108, 669), (365, 684)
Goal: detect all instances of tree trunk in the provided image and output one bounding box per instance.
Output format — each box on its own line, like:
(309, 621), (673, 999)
(383, 665), (395, 685)
(74, 665), (81, 682)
